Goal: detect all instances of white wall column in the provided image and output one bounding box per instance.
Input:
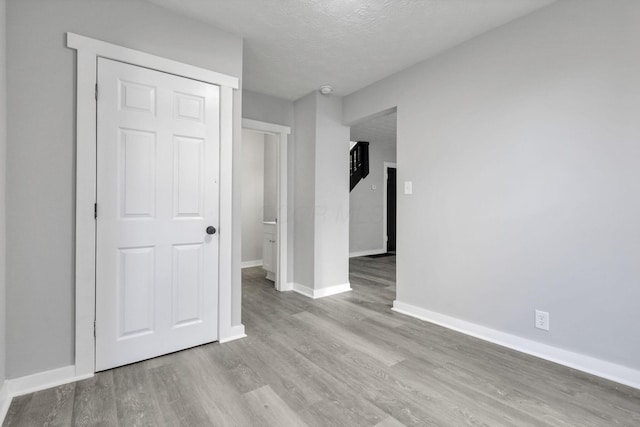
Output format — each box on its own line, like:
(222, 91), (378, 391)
(293, 92), (351, 298)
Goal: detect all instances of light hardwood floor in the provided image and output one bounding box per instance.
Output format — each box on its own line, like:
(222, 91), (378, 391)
(4, 255), (640, 426)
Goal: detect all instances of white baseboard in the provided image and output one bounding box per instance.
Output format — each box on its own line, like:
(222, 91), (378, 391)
(292, 282), (351, 299)
(241, 260), (263, 268)
(0, 365), (94, 424)
(279, 282), (294, 292)
(349, 249), (385, 258)
(392, 300), (640, 391)
(219, 324), (247, 343)
(315, 282), (351, 298)
(7, 365), (93, 398)
(291, 283), (314, 298)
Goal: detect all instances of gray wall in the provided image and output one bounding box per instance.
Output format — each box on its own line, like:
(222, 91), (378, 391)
(0, 0), (6, 388)
(242, 89), (295, 283)
(349, 143), (396, 255)
(293, 93), (317, 288)
(344, 0), (640, 370)
(243, 90), (294, 128)
(241, 130), (265, 264)
(263, 134), (277, 222)
(6, 0), (243, 378)
(314, 94), (350, 289)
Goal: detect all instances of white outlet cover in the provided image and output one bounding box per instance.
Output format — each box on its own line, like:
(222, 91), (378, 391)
(535, 310), (550, 331)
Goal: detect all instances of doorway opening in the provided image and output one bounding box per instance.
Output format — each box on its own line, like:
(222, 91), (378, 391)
(347, 108), (398, 306)
(348, 110), (397, 257)
(241, 119), (290, 292)
(69, 33), (238, 377)
(384, 163), (397, 253)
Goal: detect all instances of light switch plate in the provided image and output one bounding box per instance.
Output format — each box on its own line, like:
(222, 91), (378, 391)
(404, 181), (413, 195)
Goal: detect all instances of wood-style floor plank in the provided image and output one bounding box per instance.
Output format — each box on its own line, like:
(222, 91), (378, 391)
(1, 395), (31, 427)
(4, 255), (640, 426)
(293, 310), (406, 367)
(375, 416), (406, 427)
(70, 372), (118, 427)
(112, 362), (165, 427)
(243, 385), (308, 427)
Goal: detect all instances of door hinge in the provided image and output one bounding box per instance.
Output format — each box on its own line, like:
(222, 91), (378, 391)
(95, 83), (98, 101)
(94, 203), (98, 219)
(93, 320), (96, 338)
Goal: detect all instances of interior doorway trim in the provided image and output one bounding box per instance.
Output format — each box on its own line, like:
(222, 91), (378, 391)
(382, 162), (397, 252)
(67, 33), (239, 378)
(242, 118), (291, 292)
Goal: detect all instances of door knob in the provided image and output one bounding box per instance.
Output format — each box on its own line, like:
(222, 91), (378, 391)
(206, 226), (217, 235)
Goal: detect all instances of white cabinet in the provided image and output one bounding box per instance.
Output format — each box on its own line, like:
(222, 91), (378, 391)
(263, 222), (276, 281)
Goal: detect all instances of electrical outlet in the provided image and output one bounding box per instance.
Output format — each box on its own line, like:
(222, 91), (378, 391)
(404, 181), (413, 194)
(535, 310), (550, 331)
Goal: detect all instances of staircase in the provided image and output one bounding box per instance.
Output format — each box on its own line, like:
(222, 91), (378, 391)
(350, 141), (370, 191)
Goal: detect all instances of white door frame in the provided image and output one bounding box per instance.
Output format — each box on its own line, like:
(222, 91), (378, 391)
(67, 33), (239, 378)
(242, 119), (291, 292)
(382, 162), (397, 252)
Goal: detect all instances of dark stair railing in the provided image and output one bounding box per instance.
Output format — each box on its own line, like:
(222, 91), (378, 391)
(350, 141), (370, 191)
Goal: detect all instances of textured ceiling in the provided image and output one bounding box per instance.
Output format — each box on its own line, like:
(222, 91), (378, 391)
(146, 0), (555, 100)
(351, 112), (397, 150)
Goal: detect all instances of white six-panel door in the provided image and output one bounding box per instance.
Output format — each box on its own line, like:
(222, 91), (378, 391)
(96, 58), (220, 371)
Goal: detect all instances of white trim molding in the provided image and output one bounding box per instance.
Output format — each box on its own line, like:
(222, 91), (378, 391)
(6, 366), (93, 398)
(241, 260), (263, 268)
(291, 283), (314, 299)
(282, 282), (295, 292)
(382, 162), (397, 254)
(67, 33), (238, 89)
(217, 86), (237, 343)
(242, 119), (291, 136)
(349, 249), (385, 258)
(241, 118), (291, 293)
(392, 301), (640, 391)
(218, 325), (247, 343)
(292, 282), (352, 299)
(67, 32), (240, 378)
